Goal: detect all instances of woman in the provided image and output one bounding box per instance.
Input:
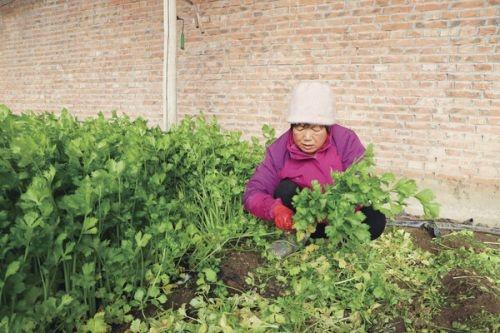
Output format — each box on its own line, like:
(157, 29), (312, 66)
(243, 81), (386, 240)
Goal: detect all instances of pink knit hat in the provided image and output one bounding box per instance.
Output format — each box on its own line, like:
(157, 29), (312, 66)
(287, 81), (336, 125)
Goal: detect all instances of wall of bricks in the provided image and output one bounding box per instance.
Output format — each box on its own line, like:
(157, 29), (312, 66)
(0, 0), (164, 126)
(177, 0), (500, 225)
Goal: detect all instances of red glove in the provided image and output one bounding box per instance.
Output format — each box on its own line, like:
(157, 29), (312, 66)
(272, 204), (294, 231)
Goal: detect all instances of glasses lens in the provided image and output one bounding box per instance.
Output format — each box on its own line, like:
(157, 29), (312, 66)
(294, 124), (324, 133)
(294, 124), (305, 131)
(311, 125), (323, 132)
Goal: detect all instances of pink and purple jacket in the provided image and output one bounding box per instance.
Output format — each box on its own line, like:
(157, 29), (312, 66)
(243, 124), (365, 221)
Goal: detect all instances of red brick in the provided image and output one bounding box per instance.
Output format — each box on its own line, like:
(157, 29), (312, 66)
(451, 0), (485, 9)
(415, 3), (448, 12)
(381, 22), (412, 31)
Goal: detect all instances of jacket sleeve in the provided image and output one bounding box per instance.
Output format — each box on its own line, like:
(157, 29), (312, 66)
(341, 130), (366, 170)
(243, 147), (283, 222)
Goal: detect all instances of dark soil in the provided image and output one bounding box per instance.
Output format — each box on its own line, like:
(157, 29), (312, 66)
(434, 268), (500, 328)
(115, 230), (498, 332)
(402, 227), (439, 253)
(374, 317), (406, 333)
(440, 236), (482, 253)
(473, 232), (499, 248)
(111, 281), (197, 332)
(112, 323), (129, 333)
(400, 227), (498, 253)
(439, 232), (499, 253)
(116, 249), (285, 333)
(395, 213), (499, 251)
(260, 277), (286, 298)
(219, 250), (263, 295)
(111, 304), (158, 333)
(219, 250), (287, 298)
(391, 318), (406, 333)
(165, 282), (197, 310)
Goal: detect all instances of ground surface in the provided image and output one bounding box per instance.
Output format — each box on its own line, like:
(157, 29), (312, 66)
(153, 227), (499, 332)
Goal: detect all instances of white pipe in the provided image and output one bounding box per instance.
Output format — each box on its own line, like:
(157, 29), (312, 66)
(164, 0), (177, 131)
(162, 0), (167, 130)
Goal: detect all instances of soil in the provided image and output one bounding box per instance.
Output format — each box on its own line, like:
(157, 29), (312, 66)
(219, 250), (263, 295)
(395, 213), (499, 250)
(111, 304), (159, 333)
(165, 282), (197, 310)
(472, 232), (499, 248)
(441, 236), (482, 253)
(384, 227), (499, 331)
(399, 227), (499, 254)
(114, 230), (498, 332)
(111, 281), (198, 332)
(260, 277), (286, 298)
(394, 318), (406, 333)
(440, 231), (499, 254)
(370, 316), (406, 333)
(389, 317), (406, 333)
(434, 268), (500, 328)
(218, 250), (287, 298)
(401, 227), (439, 253)
(114, 250), (285, 332)
(112, 323), (129, 333)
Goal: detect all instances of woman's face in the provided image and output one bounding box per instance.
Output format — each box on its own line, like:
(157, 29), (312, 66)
(292, 124), (328, 154)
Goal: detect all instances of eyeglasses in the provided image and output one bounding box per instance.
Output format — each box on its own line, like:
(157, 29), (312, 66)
(292, 124), (326, 133)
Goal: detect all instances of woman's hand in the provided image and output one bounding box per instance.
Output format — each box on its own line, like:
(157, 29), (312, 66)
(272, 204), (294, 231)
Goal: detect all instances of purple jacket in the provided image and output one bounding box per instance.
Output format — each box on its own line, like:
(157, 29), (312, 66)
(243, 124), (365, 221)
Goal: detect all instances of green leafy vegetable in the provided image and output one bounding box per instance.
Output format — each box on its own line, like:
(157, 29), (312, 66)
(293, 145), (440, 247)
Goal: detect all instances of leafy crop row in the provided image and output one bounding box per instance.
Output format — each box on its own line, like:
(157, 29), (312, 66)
(0, 106), (264, 331)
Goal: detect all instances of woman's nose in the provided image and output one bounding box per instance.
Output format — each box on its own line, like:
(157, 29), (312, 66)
(303, 130), (313, 140)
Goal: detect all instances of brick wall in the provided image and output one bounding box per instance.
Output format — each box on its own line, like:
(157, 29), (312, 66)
(177, 0), (500, 225)
(0, 0), (163, 126)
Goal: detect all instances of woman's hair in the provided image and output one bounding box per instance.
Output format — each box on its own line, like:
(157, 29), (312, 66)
(291, 123), (330, 133)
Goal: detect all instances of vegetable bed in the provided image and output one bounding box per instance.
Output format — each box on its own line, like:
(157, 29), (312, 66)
(148, 229), (498, 333)
(0, 106), (498, 332)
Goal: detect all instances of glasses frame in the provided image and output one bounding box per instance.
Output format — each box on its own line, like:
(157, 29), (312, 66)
(292, 123), (327, 133)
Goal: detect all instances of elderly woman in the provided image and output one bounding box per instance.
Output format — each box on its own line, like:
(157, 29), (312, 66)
(243, 81), (386, 240)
